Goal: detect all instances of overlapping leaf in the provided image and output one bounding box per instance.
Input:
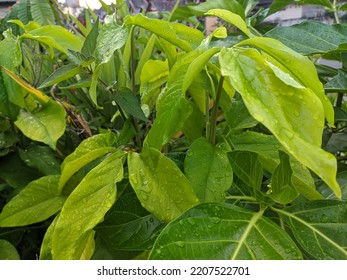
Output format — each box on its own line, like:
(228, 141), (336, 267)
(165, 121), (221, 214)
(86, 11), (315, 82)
(150, 203), (302, 260)
(219, 47), (340, 197)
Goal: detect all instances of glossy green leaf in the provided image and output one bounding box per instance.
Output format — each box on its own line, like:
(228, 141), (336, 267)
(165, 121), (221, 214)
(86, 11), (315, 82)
(150, 203), (302, 260)
(205, 9), (250, 37)
(268, 0), (332, 16)
(237, 37), (334, 125)
(15, 100), (65, 149)
(228, 151), (263, 191)
(225, 100), (258, 130)
(30, 0), (55, 25)
(270, 151), (298, 204)
(0, 34), (23, 108)
(124, 13), (204, 52)
(52, 151), (124, 259)
(39, 64), (83, 89)
(59, 131), (117, 191)
(317, 171), (347, 200)
(96, 190), (163, 252)
(40, 214), (58, 260)
(182, 48), (220, 93)
(274, 200), (347, 259)
(172, 0), (245, 20)
(81, 17), (99, 57)
(0, 239), (20, 260)
(128, 147), (199, 223)
(0, 175), (64, 227)
(266, 21), (347, 55)
(90, 16), (128, 106)
(59, 79), (92, 90)
(18, 144), (61, 175)
(114, 89), (147, 122)
(184, 138), (233, 202)
(219, 47), (340, 198)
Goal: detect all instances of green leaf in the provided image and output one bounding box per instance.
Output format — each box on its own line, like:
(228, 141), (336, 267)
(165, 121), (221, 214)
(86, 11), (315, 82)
(0, 240), (20, 260)
(18, 144), (61, 175)
(90, 16), (128, 106)
(173, 0), (246, 20)
(39, 64), (83, 89)
(270, 151), (298, 204)
(237, 37), (334, 125)
(128, 147), (199, 223)
(40, 214), (58, 260)
(0, 175), (64, 227)
(265, 21), (347, 55)
(230, 132), (323, 200)
(228, 151), (263, 191)
(268, 0), (333, 16)
(184, 138), (233, 202)
(52, 151), (124, 259)
(317, 171), (347, 200)
(114, 89), (147, 122)
(205, 9), (251, 37)
(23, 25), (84, 53)
(15, 100), (66, 149)
(225, 100), (258, 130)
(182, 48), (220, 93)
(30, 0), (55, 26)
(0, 34), (23, 108)
(81, 17), (100, 57)
(96, 189), (163, 252)
(219, 47), (340, 198)
(150, 203), (302, 260)
(59, 131), (117, 192)
(324, 70), (347, 92)
(124, 13), (204, 52)
(274, 200), (347, 260)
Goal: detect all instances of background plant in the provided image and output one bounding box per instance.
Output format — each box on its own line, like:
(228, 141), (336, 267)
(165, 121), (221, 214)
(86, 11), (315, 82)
(0, 0), (346, 260)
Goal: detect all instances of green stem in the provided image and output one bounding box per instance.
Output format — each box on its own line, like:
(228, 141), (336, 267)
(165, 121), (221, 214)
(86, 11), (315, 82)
(333, 0), (340, 24)
(168, 0), (181, 22)
(249, 26), (263, 37)
(209, 76), (224, 145)
(336, 92), (344, 108)
(226, 195), (257, 202)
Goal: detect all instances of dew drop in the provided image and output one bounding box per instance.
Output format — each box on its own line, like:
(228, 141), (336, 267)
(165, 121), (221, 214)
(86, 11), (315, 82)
(176, 241), (185, 248)
(256, 66), (262, 72)
(294, 110), (300, 117)
(282, 128), (294, 139)
(179, 220), (184, 225)
(320, 214), (329, 223)
(187, 217), (196, 225)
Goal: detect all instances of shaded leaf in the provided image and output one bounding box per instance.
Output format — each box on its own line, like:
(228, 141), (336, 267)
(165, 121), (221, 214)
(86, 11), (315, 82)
(30, 0), (55, 26)
(39, 64), (83, 89)
(0, 175), (64, 227)
(128, 147), (199, 223)
(52, 151), (124, 259)
(274, 200), (347, 260)
(150, 203), (302, 260)
(0, 239), (20, 260)
(184, 138), (233, 202)
(324, 70), (347, 93)
(114, 89), (147, 122)
(81, 17), (100, 57)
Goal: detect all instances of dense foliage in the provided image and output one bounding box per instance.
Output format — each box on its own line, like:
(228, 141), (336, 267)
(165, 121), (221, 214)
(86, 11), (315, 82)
(0, 0), (346, 260)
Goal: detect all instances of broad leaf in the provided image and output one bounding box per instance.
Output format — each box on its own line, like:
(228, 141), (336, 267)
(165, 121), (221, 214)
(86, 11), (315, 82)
(324, 70), (347, 93)
(114, 89), (147, 122)
(268, 0), (332, 16)
(15, 100), (65, 149)
(225, 100), (258, 130)
(229, 131), (323, 200)
(59, 131), (117, 191)
(128, 147), (199, 223)
(52, 151), (124, 259)
(219, 47), (340, 197)
(205, 9), (251, 37)
(228, 151), (263, 191)
(124, 13), (204, 52)
(96, 190), (163, 252)
(317, 171), (347, 200)
(0, 239), (20, 260)
(237, 37), (334, 125)
(30, 0), (55, 25)
(40, 214), (58, 260)
(150, 203), (302, 260)
(266, 21), (347, 55)
(184, 138), (233, 202)
(0, 175), (64, 227)
(274, 201), (347, 260)
(19, 144), (61, 175)
(39, 64), (83, 89)
(81, 17), (100, 57)
(269, 151), (298, 204)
